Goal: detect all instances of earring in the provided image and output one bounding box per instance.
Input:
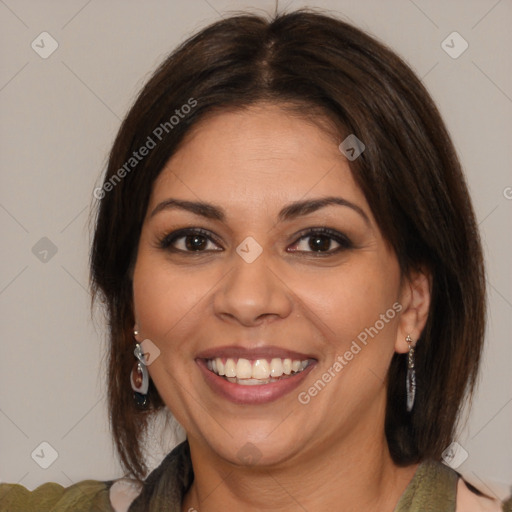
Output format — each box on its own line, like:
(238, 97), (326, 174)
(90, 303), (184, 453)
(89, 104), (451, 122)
(131, 330), (149, 408)
(406, 335), (416, 412)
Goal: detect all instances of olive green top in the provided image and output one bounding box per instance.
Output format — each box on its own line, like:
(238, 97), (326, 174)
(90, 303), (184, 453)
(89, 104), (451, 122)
(0, 478), (113, 511)
(1, 441), (511, 511)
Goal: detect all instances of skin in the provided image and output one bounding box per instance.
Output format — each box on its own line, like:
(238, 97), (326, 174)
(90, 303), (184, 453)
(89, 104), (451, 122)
(131, 103), (431, 512)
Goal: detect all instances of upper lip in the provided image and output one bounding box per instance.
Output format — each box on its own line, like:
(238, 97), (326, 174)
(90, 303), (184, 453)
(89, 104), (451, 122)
(196, 345), (317, 361)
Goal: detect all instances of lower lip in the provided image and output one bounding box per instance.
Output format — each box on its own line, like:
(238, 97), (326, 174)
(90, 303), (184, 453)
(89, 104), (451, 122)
(197, 359), (316, 405)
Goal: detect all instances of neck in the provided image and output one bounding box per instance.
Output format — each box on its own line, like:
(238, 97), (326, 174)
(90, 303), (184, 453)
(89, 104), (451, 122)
(182, 408), (418, 512)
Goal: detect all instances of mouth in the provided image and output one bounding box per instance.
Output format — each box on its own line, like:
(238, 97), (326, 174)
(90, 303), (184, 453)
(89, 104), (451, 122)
(204, 357), (313, 385)
(195, 346), (317, 404)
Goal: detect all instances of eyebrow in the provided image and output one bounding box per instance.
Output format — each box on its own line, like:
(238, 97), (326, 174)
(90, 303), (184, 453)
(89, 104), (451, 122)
(150, 196), (370, 225)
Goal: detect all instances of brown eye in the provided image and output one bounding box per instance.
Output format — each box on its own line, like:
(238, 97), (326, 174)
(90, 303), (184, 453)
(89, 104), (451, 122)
(184, 234), (208, 251)
(288, 228), (352, 254)
(158, 228), (223, 252)
(291, 234), (340, 253)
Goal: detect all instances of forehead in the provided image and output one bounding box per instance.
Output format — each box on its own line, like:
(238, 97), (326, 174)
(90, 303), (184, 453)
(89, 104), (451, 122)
(149, 104), (368, 216)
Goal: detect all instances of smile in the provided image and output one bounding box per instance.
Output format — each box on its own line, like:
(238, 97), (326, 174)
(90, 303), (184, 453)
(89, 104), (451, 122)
(197, 353), (316, 404)
(205, 357), (311, 385)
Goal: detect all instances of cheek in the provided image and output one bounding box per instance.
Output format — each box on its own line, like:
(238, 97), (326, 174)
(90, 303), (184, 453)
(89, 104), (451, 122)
(287, 257), (400, 346)
(296, 262), (401, 404)
(132, 249), (224, 355)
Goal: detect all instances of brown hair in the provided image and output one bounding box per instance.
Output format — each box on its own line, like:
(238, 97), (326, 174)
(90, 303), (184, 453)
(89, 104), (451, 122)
(89, 9), (486, 482)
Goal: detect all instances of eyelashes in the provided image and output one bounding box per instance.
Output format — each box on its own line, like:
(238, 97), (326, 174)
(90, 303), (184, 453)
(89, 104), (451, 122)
(156, 227), (354, 256)
(157, 228), (222, 253)
(287, 227), (353, 254)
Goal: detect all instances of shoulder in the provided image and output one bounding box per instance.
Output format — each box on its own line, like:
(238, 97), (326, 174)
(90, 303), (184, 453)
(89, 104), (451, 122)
(456, 478), (510, 512)
(396, 460), (511, 512)
(0, 479), (114, 511)
(108, 478), (144, 511)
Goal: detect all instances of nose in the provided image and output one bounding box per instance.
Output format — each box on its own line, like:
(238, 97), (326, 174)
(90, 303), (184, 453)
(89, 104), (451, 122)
(212, 251), (293, 327)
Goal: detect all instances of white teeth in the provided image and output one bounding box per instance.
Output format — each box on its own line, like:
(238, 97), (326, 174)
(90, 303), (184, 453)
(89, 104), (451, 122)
(252, 359), (270, 379)
(228, 377), (274, 386)
(269, 358), (283, 378)
(236, 358), (252, 379)
(206, 357), (310, 382)
(224, 358), (236, 377)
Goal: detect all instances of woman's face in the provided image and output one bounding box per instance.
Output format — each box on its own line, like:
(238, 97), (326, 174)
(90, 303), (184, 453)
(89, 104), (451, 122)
(132, 104), (421, 467)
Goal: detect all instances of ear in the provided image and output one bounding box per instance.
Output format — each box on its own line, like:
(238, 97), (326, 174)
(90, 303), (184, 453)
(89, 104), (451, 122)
(395, 267), (432, 354)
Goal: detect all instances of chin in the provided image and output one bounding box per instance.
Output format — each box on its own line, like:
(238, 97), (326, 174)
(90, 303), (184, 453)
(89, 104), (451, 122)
(201, 428), (307, 468)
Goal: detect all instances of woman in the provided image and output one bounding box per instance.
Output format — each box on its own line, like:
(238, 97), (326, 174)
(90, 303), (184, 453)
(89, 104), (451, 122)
(1, 9), (510, 512)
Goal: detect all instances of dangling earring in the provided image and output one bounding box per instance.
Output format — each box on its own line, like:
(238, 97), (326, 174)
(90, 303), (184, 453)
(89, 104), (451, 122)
(131, 330), (149, 408)
(406, 335), (416, 412)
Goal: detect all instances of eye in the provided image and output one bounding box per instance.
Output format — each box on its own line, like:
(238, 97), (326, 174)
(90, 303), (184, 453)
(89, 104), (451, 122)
(157, 228), (222, 253)
(156, 227), (352, 255)
(287, 228), (352, 255)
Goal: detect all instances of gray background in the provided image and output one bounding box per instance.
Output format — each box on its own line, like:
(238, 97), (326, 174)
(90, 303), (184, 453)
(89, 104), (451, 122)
(1, 0), (511, 499)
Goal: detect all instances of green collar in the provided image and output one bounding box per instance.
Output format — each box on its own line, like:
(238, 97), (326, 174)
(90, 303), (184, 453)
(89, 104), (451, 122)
(394, 459), (458, 512)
